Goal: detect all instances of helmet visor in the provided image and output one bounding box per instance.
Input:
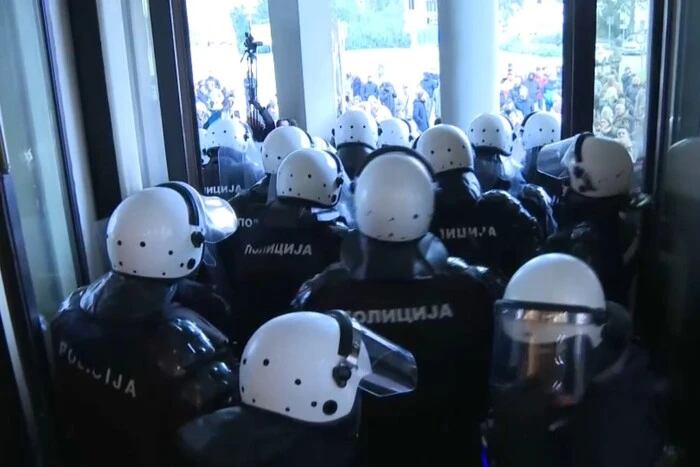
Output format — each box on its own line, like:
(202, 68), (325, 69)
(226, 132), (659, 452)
(536, 135), (579, 179)
(490, 302), (604, 403)
(351, 319), (417, 397)
(199, 194), (238, 243)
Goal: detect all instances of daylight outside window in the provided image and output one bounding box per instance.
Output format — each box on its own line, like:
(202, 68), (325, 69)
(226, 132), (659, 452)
(186, 0), (277, 130)
(331, 0), (564, 161)
(593, 0), (650, 189)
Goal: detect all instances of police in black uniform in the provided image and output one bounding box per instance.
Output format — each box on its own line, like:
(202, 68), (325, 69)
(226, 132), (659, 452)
(218, 148), (349, 349)
(538, 133), (646, 305)
(292, 147), (504, 466)
(177, 310), (418, 467)
(415, 124), (542, 278)
(469, 112), (559, 238)
(488, 253), (665, 467)
(201, 118), (264, 198)
(332, 109), (378, 179)
(51, 182), (240, 467)
(520, 111), (563, 196)
(378, 117), (414, 148)
(229, 125), (313, 217)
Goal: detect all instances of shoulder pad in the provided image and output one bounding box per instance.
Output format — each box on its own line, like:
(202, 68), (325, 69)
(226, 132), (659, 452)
(291, 264), (348, 310)
(445, 258), (506, 298)
(520, 183), (554, 205)
(57, 287), (85, 314)
(148, 308), (232, 378)
(175, 358), (239, 421)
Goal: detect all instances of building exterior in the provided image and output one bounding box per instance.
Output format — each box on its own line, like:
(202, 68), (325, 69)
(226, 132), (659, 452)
(403, 0), (438, 46)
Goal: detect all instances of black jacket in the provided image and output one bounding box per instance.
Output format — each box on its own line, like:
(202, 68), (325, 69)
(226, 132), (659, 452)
(229, 174), (273, 215)
(177, 405), (363, 467)
(51, 272), (238, 467)
(217, 201), (348, 349)
(430, 170), (543, 278)
(543, 196), (640, 305)
(292, 231), (503, 466)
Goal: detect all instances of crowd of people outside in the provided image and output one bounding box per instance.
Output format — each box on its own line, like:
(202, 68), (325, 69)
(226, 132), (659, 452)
(193, 59), (646, 165)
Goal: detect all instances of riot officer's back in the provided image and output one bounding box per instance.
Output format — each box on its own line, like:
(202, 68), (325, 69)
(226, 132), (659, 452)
(218, 148), (348, 348)
(539, 134), (643, 305)
(51, 183), (240, 466)
(416, 124), (543, 278)
(293, 149), (503, 465)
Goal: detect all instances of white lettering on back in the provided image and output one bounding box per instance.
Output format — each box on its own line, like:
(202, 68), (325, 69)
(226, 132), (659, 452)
(204, 185), (243, 196)
(244, 243), (313, 256)
(59, 341), (137, 399)
(351, 304), (455, 324)
(439, 226), (498, 239)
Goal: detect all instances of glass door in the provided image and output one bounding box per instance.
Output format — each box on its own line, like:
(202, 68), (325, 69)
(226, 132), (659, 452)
(1, 0), (85, 463)
(0, 0), (80, 318)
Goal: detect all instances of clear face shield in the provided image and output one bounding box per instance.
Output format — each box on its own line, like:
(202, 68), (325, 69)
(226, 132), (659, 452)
(536, 135), (581, 182)
(489, 301), (605, 405)
(343, 315), (418, 398)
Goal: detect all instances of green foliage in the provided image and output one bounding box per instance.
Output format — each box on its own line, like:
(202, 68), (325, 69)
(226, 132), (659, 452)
(500, 37), (561, 58)
(332, 0), (411, 50)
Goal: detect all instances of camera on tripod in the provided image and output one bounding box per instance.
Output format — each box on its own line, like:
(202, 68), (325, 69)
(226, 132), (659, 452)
(243, 32), (263, 55)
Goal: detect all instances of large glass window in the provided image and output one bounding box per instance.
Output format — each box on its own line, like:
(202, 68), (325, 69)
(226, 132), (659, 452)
(0, 0), (79, 317)
(331, 0), (440, 131)
(593, 0), (651, 189)
(498, 0), (564, 162)
(186, 0), (277, 129)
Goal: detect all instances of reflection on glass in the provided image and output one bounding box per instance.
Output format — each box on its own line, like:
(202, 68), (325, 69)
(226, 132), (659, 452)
(593, 0), (651, 190)
(498, 0), (564, 165)
(0, 0), (78, 317)
(331, 0), (440, 131)
(186, 0), (277, 130)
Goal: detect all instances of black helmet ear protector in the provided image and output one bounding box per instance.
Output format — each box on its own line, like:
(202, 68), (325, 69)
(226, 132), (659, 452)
(303, 130), (315, 147)
(323, 149), (346, 202)
(564, 131), (595, 192)
(326, 310), (362, 389)
(402, 118), (415, 142)
(157, 182), (205, 248)
(519, 111), (537, 138)
(350, 145), (435, 194)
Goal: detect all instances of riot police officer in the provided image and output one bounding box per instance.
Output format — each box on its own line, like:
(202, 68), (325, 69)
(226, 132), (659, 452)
(292, 147), (503, 466)
(201, 118), (264, 199)
(177, 310), (417, 467)
(538, 133), (644, 305)
(332, 109), (378, 179)
(229, 125), (313, 216)
(416, 124), (542, 278)
(218, 148), (349, 348)
(470, 113), (558, 237)
(51, 182), (240, 467)
(378, 117), (414, 147)
(520, 111), (562, 191)
(488, 253), (665, 467)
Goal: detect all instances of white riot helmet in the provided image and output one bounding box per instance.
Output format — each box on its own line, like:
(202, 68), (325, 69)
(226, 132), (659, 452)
(353, 148), (434, 242)
(333, 109), (378, 149)
(377, 118), (413, 147)
(261, 126), (313, 174)
(415, 124), (474, 174)
(207, 118), (251, 154)
(106, 182), (237, 279)
(491, 254), (609, 402)
(521, 111), (561, 150)
(563, 133), (633, 198)
(239, 311), (417, 423)
(276, 148), (345, 207)
(468, 113), (515, 156)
